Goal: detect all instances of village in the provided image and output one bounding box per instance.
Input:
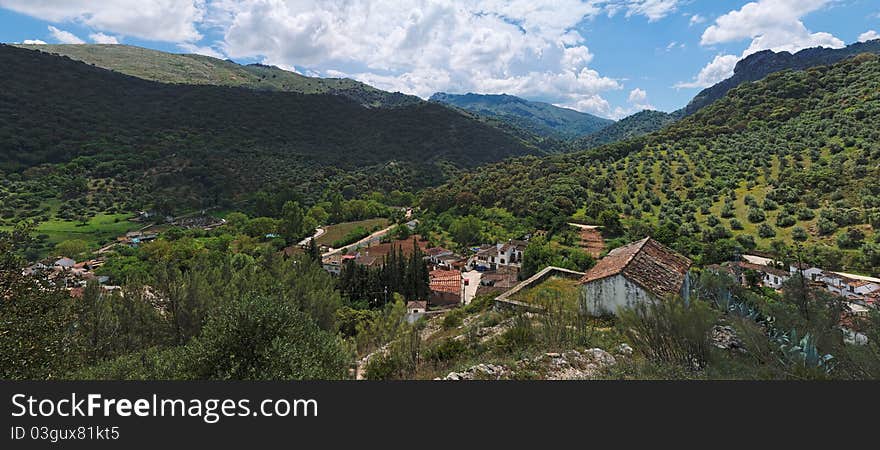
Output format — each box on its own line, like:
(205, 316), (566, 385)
(19, 207), (880, 355)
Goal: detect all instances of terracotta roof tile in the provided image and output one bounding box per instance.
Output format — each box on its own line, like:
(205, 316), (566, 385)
(579, 237), (692, 299)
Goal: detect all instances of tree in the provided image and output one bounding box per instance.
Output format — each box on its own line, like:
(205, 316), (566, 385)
(225, 212), (249, 233)
(1, 224), (78, 380)
(185, 294), (352, 380)
(306, 238), (321, 262)
(449, 216), (482, 247)
(521, 236), (555, 278)
(279, 201), (305, 243)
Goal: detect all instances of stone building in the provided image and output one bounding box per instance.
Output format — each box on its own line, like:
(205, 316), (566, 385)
(579, 237), (692, 316)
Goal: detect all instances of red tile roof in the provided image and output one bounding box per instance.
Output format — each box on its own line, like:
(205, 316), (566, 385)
(430, 270), (461, 295)
(579, 237), (692, 299)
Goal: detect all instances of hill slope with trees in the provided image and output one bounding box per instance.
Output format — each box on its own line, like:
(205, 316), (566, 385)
(681, 39), (880, 116)
(422, 54), (880, 276)
(576, 110), (676, 149)
(0, 44), (540, 212)
(430, 92), (614, 139)
(15, 44), (421, 108)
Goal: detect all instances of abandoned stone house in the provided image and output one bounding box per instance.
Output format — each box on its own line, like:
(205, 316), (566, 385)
(579, 237), (692, 316)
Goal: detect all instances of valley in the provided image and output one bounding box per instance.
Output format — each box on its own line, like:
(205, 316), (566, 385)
(2, 39), (879, 382)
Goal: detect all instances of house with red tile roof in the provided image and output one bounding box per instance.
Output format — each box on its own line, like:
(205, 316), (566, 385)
(429, 269), (462, 306)
(579, 237), (692, 316)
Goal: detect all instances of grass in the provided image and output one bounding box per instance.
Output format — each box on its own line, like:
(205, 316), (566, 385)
(510, 277), (580, 311)
(2, 213), (141, 257)
(317, 218), (389, 247)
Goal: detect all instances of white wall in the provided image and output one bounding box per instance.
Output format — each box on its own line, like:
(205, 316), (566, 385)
(579, 275), (654, 316)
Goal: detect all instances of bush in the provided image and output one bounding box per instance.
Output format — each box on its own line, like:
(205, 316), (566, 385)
(442, 308), (465, 329)
(747, 207), (766, 223)
(617, 296), (719, 369)
(424, 339), (467, 364)
(758, 223), (776, 238)
(736, 234), (756, 249)
(776, 214), (796, 228)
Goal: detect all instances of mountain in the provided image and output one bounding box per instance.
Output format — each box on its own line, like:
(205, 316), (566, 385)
(0, 44), (539, 210)
(682, 39), (880, 116)
(576, 110), (676, 149)
(429, 92), (614, 139)
(14, 44), (421, 108)
(425, 54), (880, 274)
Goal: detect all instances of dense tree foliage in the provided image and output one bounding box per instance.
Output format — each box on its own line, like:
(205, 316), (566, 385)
(423, 55), (880, 274)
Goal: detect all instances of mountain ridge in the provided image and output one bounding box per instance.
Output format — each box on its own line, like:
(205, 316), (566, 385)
(682, 39), (880, 116)
(430, 92), (614, 139)
(14, 43), (422, 108)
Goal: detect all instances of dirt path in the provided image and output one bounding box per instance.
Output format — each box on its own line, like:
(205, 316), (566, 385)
(568, 223), (604, 258)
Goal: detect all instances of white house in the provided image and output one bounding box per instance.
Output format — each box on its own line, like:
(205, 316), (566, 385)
(789, 263), (824, 282)
(736, 262), (791, 289)
(469, 240), (528, 271)
(579, 238), (692, 316)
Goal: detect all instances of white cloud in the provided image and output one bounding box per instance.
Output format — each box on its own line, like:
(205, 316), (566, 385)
(22, 39), (47, 45)
(620, 0), (681, 22)
(89, 32), (119, 44)
(680, 0), (844, 90)
(0, 0), (206, 42)
(211, 0), (623, 117)
(859, 30), (880, 43)
(628, 88), (647, 103)
(689, 14), (705, 26)
(701, 0), (843, 56)
(48, 25), (84, 44)
(675, 54), (739, 89)
(178, 42), (225, 59)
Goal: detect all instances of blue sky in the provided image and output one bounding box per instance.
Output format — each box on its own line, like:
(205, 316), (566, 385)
(1, 1), (878, 119)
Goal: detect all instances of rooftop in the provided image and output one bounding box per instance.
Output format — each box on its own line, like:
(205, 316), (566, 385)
(579, 237), (692, 299)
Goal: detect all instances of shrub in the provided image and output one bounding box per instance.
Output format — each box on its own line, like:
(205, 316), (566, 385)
(758, 223), (777, 238)
(617, 296), (719, 369)
(747, 207), (766, 223)
(776, 214), (796, 228)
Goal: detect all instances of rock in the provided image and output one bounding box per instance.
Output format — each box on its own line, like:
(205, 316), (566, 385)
(615, 343), (634, 356)
(711, 325), (746, 353)
(441, 363), (507, 380)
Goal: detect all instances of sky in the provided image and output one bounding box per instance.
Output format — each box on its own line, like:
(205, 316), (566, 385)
(1, 0), (878, 119)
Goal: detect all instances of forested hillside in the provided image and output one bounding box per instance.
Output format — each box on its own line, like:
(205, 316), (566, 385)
(681, 39), (880, 116)
(16, 44), (421, 108)
(430, 92), (613, 139)
(422, 54), (880, 275)
(0, 44), (539, 214)
(576, 110), (676, 149)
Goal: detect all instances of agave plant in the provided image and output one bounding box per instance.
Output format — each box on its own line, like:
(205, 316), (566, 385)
(777, 330), (835, 373)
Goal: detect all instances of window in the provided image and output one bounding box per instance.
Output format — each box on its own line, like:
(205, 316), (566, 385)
(774, 277), (779, 284)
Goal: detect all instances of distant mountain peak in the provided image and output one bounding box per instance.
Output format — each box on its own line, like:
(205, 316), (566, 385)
(681, 40), (880, 116)
(430, 92), (613, 139)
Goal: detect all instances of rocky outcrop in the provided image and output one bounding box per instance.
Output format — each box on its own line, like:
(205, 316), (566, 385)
(711, 325), (746, 354)
(438, 347), (623, 380)
(681, 40), (880, 116)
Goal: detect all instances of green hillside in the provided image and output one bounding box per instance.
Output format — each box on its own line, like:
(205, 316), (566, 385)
(0, 44), (539, 223)
(430, 92), (614, 139)
(576, 110), (676, 149)
(422, 54), (880, 276)
(15, 44), (421, 108)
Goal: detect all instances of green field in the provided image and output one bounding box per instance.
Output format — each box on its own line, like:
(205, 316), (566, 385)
(317, 218), (389, 247)
(2, 213), (141, 258)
